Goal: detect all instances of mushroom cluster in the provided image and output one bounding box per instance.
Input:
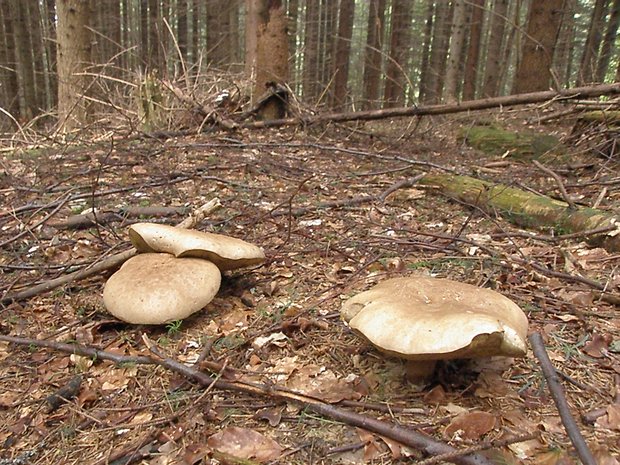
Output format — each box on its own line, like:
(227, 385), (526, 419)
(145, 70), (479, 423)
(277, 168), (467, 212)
(341, 276), (528, 382)
(103, 223), (265, 325)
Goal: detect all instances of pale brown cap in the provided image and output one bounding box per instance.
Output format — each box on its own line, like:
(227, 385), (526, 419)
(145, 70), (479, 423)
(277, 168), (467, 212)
(128, 223), (266, 271)
(341, 276), (528, 361)
(103, 253), (221, 324)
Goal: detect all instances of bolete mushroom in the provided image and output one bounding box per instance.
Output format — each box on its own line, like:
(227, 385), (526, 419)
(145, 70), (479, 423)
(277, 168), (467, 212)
(128, 222), (265, 271)
(103, 253), (221, 324)
(341, 276), (528, 382)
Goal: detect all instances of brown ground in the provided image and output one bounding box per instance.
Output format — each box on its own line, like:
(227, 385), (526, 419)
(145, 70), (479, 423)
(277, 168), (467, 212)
(0, 111), (619, 465)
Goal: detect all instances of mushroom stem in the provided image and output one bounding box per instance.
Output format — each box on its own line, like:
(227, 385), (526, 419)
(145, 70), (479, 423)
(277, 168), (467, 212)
(405, 360), (438, 383)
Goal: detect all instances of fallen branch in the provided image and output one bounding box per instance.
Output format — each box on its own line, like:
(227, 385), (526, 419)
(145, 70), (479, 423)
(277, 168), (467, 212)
(0, 333), (493, 465)
(1, 199), (221, 304)
(532, 160), (577, 210)
(239, 82), (620, 129)
(48, 206), (187, 230)
(528, 332), (597, 465)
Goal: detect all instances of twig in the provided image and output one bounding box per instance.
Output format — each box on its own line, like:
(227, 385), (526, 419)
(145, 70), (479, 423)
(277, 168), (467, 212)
(528, 332), (597, 465)
(532, 160), (577, 210)
(1, 199), (221, 304)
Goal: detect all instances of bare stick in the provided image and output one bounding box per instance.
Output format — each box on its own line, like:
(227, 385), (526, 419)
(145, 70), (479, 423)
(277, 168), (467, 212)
(528, 332), (597, 465)
(1, 199), (221, 304)
(532, 160), (577, 210)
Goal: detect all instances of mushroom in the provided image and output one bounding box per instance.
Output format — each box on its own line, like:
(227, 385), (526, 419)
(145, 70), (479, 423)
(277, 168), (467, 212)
(341, 276), (528, 382)
(103, 253), (221, 324)
(128, 222), (265, 271)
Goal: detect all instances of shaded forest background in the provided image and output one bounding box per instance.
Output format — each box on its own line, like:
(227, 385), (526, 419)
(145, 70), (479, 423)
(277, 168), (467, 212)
(1, 0), (620, 131)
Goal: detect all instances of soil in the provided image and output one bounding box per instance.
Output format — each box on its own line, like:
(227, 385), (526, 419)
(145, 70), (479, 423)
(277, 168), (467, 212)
(0, 112), (619, 465)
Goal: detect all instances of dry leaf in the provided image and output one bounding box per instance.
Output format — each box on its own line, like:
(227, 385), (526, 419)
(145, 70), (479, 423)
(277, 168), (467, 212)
(583, 333), (612, 358)
(444, 410), (497, 440)
(207, 427), (282, 462)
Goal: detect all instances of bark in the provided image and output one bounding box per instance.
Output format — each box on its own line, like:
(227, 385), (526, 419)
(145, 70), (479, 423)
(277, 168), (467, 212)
(443, 0), (467, 102)
(330, 0), (355, 109)
(229, 0), (241, 65)
(481, 0), (508, 97)
(287, 0), (299, 60)
(207, 0), (231, 67)
(57, 0), (92, 130)
(140, 0), (149, 68)
(43, 0), (57, 107)
(513, 0), (564, 93)
(554, 0), (576, 87)
(596, 0), (620, 82)
(0, 1), (19, 116)
(498, 0), (520, 94)
(148, 0), (163, 70)
(419, 173), (620, 252)
(302, 0), (320, 102)
(253, 0), (289, 118)
(425, 0), (452, 103)
(177, 0), (188, 62)
(462, 0), (485, 100)
(10, 0), (37, 119)
(362, 0), (387, 109)
(578, 0), (610, 85)
(384, 0), (412, 107)
(192, 0), (200, 64)
(245, 0), (258, 75)
(27, 0), (46, 111)
(320, 0), (338, 89)
(417, 0), (434, 102)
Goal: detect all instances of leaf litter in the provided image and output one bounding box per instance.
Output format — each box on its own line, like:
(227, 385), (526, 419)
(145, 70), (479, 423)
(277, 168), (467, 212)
(0, 115), (619, 464)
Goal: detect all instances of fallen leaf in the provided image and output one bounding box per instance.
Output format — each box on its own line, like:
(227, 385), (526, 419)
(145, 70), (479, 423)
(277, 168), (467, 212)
(583, 333), (612, 358)
(596, 404), (620, 430)
(207, 427), (282, 462)
(253, 406), (284, 427)
(444, 410), (497, 440)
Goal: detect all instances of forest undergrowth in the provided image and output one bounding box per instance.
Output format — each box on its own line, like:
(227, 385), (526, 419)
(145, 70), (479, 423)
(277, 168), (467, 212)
(0, 110), (619, 464)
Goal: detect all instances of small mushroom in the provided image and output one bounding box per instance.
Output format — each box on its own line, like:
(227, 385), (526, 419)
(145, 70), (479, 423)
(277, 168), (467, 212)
(341, 276), (528, 382)
(103, 253), (221, 324)
(128, 223), (265, 271)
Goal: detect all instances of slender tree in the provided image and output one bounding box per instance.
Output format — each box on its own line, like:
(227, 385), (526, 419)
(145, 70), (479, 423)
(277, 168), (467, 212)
(0, 1), (19, 116)
(331, 0), (355, 109)
(513, 0), (564, 93)
(384, 0), (413, 107)
(462, 0), (485, 100)
(303, 0), (320, 102)
(362, 0), (387, 109)
(425, 0), (452, 103)
(481, 0), (508, 97)
(578, 0), (610, 85)
(418, 0), (435, 102)
(596, 0), (620, 82)
(57, 0), (92, 129)
(554, 0), (577, 86)
(444, 0), (467, 102)
(10, 0), (37, 119)
(177, 0), (189, 62)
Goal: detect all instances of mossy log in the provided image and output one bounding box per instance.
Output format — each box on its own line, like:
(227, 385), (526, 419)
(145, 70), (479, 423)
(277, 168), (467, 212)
(577, 110), (620, 124)
(420, 173), (620, 252)
(459, 125), (563, 160)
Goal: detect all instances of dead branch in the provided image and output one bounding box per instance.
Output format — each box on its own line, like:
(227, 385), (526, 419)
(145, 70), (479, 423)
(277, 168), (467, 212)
(532, 160), (577, 210)
(49, 206), (186, 230)
(0, 199), (221, 304)
(239, 82), (620, 129)
(528, 332), (597, 465)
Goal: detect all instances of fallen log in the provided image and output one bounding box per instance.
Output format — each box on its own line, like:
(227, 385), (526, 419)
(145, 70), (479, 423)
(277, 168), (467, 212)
(240, 82), (620, 129)
(419, 173), (620, 252)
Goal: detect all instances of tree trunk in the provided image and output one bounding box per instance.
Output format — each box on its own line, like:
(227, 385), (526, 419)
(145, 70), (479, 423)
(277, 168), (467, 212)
(330, 0), (355, 109)
(419, 173), (620, 253)
(0, 1), (19, 117)
(147, 0), (163, 70)
(554, 0), (576, 87)
(481, 0), (508, 98)
(383, 0), (413, 107)
(43, 0), (57, 107)
(253, 0), (289, 118)
(10, 0), (38, 120)
(425, 0), (452, 103)
(320, 0), (338, 93)
(578, 0), (610, 85)
(229, 0), (241, 66)
(303, 0), (320, 102)
(596, 0), (620, 82)
(362, 0), (387, 109)
(513, 0), (563, 93)
(287, 0), (299, 77)
(443, 0), (467, 102)
(417, 0), (434, 103)
(57, 0), (92, 130)
(498, 0), (521, 94)
(462, 0), (485, 101)
(206, 0), (230, 67)
(177, 0), (188, 62)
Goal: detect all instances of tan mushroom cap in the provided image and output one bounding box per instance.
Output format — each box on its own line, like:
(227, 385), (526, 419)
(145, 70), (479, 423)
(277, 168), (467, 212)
(341, 276), (528, 361)
(103, 253), (221, 324)
(128, 223), (266, 271)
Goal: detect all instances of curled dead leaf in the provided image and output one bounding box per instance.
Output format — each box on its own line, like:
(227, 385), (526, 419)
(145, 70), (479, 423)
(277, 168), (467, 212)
(207, 427), (282, 463)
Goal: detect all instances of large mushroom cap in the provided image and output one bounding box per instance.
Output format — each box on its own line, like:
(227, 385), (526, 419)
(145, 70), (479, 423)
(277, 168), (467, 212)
(128, 223), (265, 271)
(341, 276), (528, 361)
(103, 253), (221, 324)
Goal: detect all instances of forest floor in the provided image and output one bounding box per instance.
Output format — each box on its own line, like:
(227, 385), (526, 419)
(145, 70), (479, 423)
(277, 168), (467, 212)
(0, 108), (619, 465)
